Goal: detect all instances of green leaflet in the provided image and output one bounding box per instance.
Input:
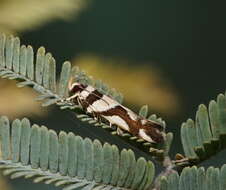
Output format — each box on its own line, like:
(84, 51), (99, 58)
(139, 105), (149, 118)
(26, 45), (34, 80)
(19, 45), (27, 76)
(35, 47), (45, 85)
(0, 33), (6, 67)
(30, 125), (41, 169)
(11, 119), (22, 163)
(180, 93), (226, 164)
(59, 131), (69, 175)
(5, 35), (14, 70)
(76, 136), (86, 179)
(49, 130), (59, 173)
(43, 53), (51, 89)
(67, 132), (77, 177)
(159, 165), (226, 190)
(49, 56), (57, 92)
(20, 118), (31, 165)
(0, 116), (155, 190)
(0, 116), (10, 160)
(84, 138), (94, 181)
(58, 61), (71, 97)
(12, 37), (20, 73)
(40, 126), (49, 171)
(102, 143), (113, 184)
(117, 149), (131, 187)
(124, 150), (136, 188)
(131, 158), (146, 189)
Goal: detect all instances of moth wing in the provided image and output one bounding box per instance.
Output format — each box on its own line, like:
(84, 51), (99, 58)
(91, 95), (120, 112)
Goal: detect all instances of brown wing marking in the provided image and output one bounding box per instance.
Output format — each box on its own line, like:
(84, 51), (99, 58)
(99, 105), (164, 143)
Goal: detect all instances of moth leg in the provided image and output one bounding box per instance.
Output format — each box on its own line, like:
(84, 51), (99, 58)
(74, 95), (103, 124)
(66, 93), (79, 102)
(56, 97), (74, 106)
(78, 97), (100, 122)
(76, 96), (84, 108)
(117, 127), (124, 136)
(91, 111), (97, 120)
(94, 112), (102, 123)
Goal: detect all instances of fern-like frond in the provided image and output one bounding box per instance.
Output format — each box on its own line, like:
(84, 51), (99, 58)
(159, 165), (226, 190)
(0, 33), (123, 110)
(0, 33), (68, 106)
(0, 116), (155, 190)
(0, 33), (125, 138)
(0, 33), (167, 153)
(178, 93), (226, 166)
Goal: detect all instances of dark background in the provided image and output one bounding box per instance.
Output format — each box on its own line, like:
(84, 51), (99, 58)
(2, 1), (226, 189)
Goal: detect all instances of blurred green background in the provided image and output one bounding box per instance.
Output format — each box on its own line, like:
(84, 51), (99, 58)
(0, 0), (226, 190)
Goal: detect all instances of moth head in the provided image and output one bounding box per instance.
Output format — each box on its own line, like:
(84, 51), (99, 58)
(68, 79), (87, 96)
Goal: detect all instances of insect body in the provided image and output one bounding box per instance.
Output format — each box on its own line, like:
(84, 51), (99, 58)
(67, 81), (165, 143)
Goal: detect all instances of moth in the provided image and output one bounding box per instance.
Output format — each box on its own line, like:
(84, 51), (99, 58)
(66, 79), (165, 143)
